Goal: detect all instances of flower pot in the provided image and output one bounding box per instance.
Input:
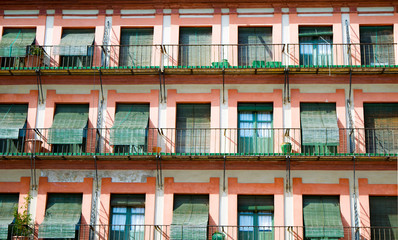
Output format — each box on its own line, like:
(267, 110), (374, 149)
(281, 142), (292, 154)
(212, 232), (225, 240)
(152, 146), (162, 153)
(12, 236), (30, 240)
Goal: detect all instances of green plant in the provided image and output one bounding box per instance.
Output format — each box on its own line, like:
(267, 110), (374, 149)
(12, 194), (33, 237)
(28, 46), (43, 56)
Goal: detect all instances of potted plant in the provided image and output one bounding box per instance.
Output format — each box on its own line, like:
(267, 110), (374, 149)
(212, 231), (225, 240)
(26, 45), (44, 68)
(12, 194), (33, 240)
(281, 142), (292, 154)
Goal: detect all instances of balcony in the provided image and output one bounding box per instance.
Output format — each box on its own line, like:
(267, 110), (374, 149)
(0, 43), (397, 75)
(0, 128), (396, 158)
(4, 225), (397, 240)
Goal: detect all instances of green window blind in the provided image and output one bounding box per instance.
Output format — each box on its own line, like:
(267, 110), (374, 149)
(56, 29), (95, 56)
(299, 27), (333, 66)
(0, 29), (36, 57)
(119, 28), (153, 67)
(170, 195), (209, 240)
(360, 26), (394, 66)
(238, 27), (273, 67)
(48, 104), (89, 144)
(370, 196), (398, 240)
(110, 104), (149, 147)
(364, 103), (398, 154)
(238, 195), (274, 211)
(0, 194), (19, 239)
(111, 194), (145, 207)
(179, 27), (212, 66)
(39, 193), (82, 239)
(0, 104), (28, 139)
(238, 103), (273, 112)
(176, 104), (211, 154)
(303, 196), (344, 240)
(300, 103), (339, 146)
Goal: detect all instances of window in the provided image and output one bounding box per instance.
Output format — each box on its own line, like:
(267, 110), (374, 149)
(0, 104), (28, 153)
(238, 103), (273, 154)
(369, 196), (398, 240)
(0, 28), (36, 68)
(120, 28), (153, 67)
(360, 26), (394, 66)
(57, 29), (95, 68)
(176, 104), (211, 154)
(48, 104), (89, 154)
(364, 103), (398, 154)
(110, 194), (145, 240)
(110, 104), (149, 154)
(299, 26), (333, 66)
(300, 103), (339, 154)
(238, 27), (273, 67)
(0, 194), (19, 239)
(38, 193), (82, 240)
(303, 196), (344, 240)
(179, 27), (212, 66)
(170, 195), (209, 240)
(238, 195), (274, 240)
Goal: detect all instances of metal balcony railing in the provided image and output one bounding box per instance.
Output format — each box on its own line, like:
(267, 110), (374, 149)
(0, 128), (397, 157)
(4, 225), (397, 240)
(0, 43), (397, 70)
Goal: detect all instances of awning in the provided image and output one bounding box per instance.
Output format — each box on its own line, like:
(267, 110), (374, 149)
(170, 195), (209, 240)
(0, 104), (28, 139)
(38, 194), (82, 239)
(0, 29), (36, 57)
(110, 104), (149, 146)
(300, 103), (339, 146)
(47, 104), (89, 144)
(303, 196), (344, 239)
(0, 194), (19, 239)
(55, 29), (95, 56)
(299, 27), (333, 37)
(238, 103), (273, 112)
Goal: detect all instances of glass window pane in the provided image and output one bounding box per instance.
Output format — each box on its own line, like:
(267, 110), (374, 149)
(112, 214), (127, 230)
(113, 207), (127, 213)
(257, 112), (271, 122)
(239, 212), (254, 231)
(258, 212), (273, 231)
(131, 207), (145, 214)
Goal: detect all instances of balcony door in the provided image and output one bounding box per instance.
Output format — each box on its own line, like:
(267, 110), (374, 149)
(179, 27), (212, 67)
(299, 27), (333, 66)
(238, 103), (273, 154)
(360, 26), (394, 66)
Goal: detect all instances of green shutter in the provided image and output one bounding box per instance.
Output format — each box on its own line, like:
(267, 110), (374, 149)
(370, 196), (398, 240)
(0, 194), (19, 239)
(238, 103), (273, 112)
(119, 28), (153, 67)
(364, 103), (398, 154)
(39, 194), (82, 239)
(56, 29), (95, 56)
(238, 195), (274, 211)
(238, 27), (272, 66)
(299, 27), (333, 37)
(48, 104), (89, 144)
(176, 104), (210, 153)
(300, 103), (339, 146)
(0, 104), (28, 139)
(110, 194), (145, 207)
(110, 104), (149, 146)
(170, 195), (209, 240)
(303, 196), (344, 239)
(0, 29), (36, 57)
(179, 27), (212, 66)
(360, 26), (394, 66)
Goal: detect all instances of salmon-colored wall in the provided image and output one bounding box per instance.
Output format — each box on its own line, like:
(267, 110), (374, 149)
(293, 178), (351, 239)
(0, 14), (46, 45)
(0, 177), (31, 214)
(106, 89), (159, 128)
(228, 177), (284, 240)
(0, 90), (38, 129)
(35, 177), (93, 225)
(44, 89), (99, 129)
(290, 89), (346, 153)
(163, 177), (220, 227)
(99, 177), (156, 240)
(358, 178), (398, 240)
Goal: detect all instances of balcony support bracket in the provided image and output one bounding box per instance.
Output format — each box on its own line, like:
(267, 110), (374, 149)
(30, 155), (37, 190)
(222, 69), (225, 104)
(156, 155), (163, 189)
(284, 69), (290, 103)
(285, 155), (291, 192)
(223, 155), (226, 192)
